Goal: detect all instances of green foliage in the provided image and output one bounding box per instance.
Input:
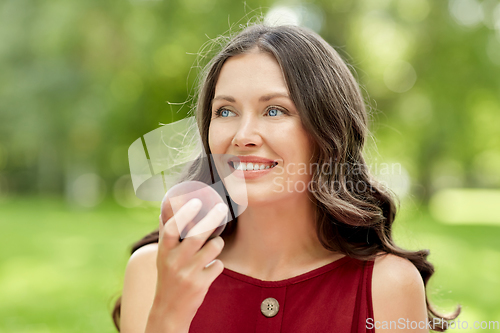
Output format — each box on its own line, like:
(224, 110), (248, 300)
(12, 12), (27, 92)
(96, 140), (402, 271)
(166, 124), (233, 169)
(0, 197), (498, 332)
(0, 0), (274, 197)
(1, 0), (499, 202)
(1, 0), (499, 201)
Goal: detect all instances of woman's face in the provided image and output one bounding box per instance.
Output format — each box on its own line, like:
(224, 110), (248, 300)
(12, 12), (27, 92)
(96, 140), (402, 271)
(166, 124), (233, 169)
(208, 50), (315, 206)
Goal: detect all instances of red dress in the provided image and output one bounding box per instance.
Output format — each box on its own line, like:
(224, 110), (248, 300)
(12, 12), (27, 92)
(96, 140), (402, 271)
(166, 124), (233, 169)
(189, 255), (375, 333)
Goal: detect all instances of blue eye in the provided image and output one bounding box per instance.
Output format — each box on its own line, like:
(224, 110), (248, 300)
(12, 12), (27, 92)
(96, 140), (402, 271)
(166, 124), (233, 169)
(268, 108), (283, 117)
(214, 108), (235, 117)
(214, 106), (287, 118)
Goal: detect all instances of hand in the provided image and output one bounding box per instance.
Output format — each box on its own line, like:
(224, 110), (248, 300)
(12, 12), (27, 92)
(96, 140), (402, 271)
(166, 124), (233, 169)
(148, 198), (228, 332)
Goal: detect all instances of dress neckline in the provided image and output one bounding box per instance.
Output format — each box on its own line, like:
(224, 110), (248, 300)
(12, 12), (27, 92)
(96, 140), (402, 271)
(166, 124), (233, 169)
(221, 255), (352, 287)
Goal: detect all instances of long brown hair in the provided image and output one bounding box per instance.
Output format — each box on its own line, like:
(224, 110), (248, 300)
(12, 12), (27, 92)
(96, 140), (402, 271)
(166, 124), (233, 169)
(112, 21), (460, 331)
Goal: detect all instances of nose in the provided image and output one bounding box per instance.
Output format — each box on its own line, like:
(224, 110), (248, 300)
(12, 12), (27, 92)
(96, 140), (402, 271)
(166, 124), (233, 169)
(231, 113), (263, 149)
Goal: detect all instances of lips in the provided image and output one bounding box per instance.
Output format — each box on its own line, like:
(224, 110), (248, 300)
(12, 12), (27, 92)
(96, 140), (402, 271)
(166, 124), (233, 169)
(224, 155), (280, 179)
(227, 155), (277, 164)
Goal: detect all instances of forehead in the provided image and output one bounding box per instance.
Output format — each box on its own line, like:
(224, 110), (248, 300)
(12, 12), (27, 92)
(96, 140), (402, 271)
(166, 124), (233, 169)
(214, 52), (288, 96)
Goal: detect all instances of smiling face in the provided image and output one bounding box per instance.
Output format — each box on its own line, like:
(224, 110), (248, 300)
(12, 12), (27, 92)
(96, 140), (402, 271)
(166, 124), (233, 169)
(208, 49), (316, 206)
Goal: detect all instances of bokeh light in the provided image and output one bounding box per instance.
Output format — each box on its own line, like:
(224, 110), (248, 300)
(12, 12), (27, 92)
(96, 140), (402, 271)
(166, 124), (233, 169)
(430, 188), (500, 225)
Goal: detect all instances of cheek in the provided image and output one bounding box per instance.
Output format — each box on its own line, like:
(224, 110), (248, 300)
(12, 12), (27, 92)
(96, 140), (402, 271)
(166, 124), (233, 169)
(208, 125), (215, 152)
(289, 131), (315, 173)
(208, 122), (225, 154)
(280, 125), (312, 156)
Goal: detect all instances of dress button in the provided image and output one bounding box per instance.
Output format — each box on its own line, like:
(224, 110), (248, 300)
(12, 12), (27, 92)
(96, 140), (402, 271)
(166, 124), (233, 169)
(260, 297), (279, 318)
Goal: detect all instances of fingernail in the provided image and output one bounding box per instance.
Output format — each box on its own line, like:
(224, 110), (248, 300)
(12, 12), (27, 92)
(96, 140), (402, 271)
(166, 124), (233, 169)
(216, 203), (228, 213)
(187, 198), (202, 208)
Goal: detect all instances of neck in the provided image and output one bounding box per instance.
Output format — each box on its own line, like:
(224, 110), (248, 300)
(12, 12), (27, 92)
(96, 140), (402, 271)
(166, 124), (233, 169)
(221, 193), (339, 280)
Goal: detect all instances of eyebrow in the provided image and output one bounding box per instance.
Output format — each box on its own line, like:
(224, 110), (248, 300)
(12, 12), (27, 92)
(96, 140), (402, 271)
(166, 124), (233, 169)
(212, 92), (291, 103)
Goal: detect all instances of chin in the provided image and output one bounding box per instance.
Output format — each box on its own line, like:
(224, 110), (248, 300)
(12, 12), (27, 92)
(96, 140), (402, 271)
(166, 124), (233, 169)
(245, 196), (276, 207)
(245, 189), (290, 207)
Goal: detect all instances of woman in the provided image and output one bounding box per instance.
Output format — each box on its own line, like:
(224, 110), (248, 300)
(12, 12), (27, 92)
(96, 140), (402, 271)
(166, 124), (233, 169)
(112, 23), (460, 332)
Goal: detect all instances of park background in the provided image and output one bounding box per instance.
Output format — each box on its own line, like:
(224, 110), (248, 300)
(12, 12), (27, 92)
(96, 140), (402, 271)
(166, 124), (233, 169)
(1, 0), (499, 332)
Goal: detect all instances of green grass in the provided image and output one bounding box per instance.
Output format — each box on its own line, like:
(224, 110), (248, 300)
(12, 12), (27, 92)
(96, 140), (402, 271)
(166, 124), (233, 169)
(0, 196), (498, 332)
(0, 196), (159, 333)
(393, 199), (500, 331)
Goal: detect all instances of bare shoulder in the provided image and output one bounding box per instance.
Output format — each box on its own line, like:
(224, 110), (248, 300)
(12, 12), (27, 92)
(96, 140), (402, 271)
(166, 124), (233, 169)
(372, 252), (424, 291)
(124, 243), (159, 283)
(124, 242), (158, 292)
(128, 243), (159, 267)
(371, 252), (429, 332)
(121, 243), (159, 333)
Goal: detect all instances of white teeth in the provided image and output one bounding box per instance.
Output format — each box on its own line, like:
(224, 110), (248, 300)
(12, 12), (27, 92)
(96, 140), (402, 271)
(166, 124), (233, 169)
(232, 161), (275, 171)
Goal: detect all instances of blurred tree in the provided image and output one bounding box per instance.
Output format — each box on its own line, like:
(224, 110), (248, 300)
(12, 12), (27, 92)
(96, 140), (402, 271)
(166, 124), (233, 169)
(0, 0), (499, 205)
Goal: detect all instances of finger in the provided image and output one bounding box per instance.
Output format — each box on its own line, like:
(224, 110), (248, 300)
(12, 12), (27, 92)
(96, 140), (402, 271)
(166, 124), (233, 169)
(185, 203), (228, 240)
(189, 203), (228, 240)
(158, 214), (163, 242)
(158, 213), (171, 243)
(159, 194), (175, 229)
(171, 198), (204, 237)
(193, 236), (225, 270)
(160, 198), (203, 250)
(202, 258), (225, 282)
